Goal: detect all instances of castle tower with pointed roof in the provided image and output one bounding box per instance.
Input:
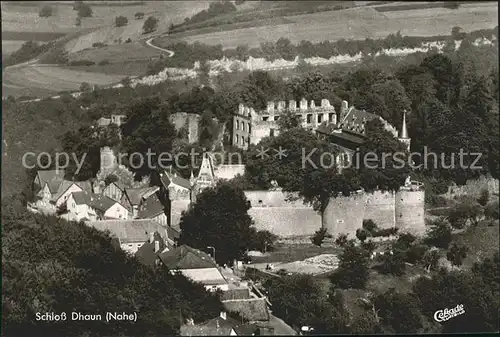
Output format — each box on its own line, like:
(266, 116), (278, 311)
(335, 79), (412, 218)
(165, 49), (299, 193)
(191, 152), (217, 202)
(398, 110), (411, 152)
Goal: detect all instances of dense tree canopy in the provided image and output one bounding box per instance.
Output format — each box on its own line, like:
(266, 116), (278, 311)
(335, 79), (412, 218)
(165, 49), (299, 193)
(2, 196), (223, 337)
(177, 181), (256, 264)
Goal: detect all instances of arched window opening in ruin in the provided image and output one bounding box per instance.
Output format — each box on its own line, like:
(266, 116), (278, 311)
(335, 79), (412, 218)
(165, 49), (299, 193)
(236, 120), (240, 130)
(317, 114), (322, 123)
(263, 116), (269, 121)
(329, 113), (335, 122)
(306, 114), (312, 124)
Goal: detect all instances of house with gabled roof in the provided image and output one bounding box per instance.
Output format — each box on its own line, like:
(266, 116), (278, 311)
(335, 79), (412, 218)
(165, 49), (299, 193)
(102, 180), (126, 202)
(67, 191), (129, 221)
(158, 245), (229, 292)
(86, 219), (172, 254)
(33, 169), (65, 192)
(34, 174), (93, 214)
(137, 193), (168, 225)
(120, 186), (159, 218)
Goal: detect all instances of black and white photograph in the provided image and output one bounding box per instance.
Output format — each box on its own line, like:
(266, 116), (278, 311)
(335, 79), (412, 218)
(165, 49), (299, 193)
(1, 0), (499, 336)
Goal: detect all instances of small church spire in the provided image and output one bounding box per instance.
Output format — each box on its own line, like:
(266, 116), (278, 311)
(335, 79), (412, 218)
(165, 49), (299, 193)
(400, 109), (409, 139)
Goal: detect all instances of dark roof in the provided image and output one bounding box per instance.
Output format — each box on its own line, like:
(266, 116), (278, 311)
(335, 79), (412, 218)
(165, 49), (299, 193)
(36, 170), (65, 188)
(340, 107), (377, 134)
(166, 226), (180, 241)
(135, 232), (170, 267)
(222, 298), (270, 322)
(47, 179), (64, 194)
(90, 194), (119, 213)
(123, 186), (159, 206)
(87, 219), (169, 244)
(158, 245), (216, 270)
(181, 316), (244, 336)
(160, 171), (191, 190)
(74, 180), (93, 193)
(72, 191), (93, 205)
(138, 194), (165, 219)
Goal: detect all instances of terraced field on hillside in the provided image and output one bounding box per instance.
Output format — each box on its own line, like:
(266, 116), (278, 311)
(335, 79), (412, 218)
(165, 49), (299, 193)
(171, 3), (498, 49)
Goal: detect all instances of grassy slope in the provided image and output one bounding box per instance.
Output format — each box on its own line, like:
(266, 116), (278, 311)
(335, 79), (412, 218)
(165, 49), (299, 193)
(1, 100), (89, 198)
(166, 2), (498, 49)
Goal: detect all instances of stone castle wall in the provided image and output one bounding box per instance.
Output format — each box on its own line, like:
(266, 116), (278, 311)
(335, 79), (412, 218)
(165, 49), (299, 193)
(395, 189), (426, 235)
(323, 192), (366, 237)
(364, 190), (396, 228)
(245, 189), (426, 238)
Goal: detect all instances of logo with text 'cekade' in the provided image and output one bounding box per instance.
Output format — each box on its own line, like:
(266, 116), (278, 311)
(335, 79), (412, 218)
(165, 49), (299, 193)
(434, 304), (466, 322)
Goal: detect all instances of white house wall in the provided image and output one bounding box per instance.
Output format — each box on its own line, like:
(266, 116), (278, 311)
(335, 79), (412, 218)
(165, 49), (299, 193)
(104, 203), (129, 220)
(55, 184), (83, 207)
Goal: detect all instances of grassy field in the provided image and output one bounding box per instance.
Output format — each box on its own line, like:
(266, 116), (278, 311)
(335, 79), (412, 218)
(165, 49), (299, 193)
(167, 3), (498, 49)
(3, 64), (126, 94)
(250, 243), (342, 264)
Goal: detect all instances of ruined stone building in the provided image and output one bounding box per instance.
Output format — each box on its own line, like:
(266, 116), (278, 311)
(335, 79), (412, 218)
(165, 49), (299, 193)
(192, 102), (425, 238)
(232, 98), (338, 150)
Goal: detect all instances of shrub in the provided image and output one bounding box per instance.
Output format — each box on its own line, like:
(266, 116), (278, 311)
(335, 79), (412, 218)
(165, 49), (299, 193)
(330, 241), (370, 289)
(134, 12), (144, 19)
(115, 15), (128, 27)
(362, 219), (378, 233)
(104, 174), (119, 186)
(484, 200), (499, 220)
(69, 60), (95, 66)
(331, 234), (348, 249)
(446, 242), (468, 266)
(421, 249), (440, 271)
(448, 200), (484, 228)
(311, 228), (328, 247)
(78, 3), (92, 17)
(39, 5), (53, 17)
(477, 189), (490, 206)
(92, 42), (107, 48)
(143, 16), (158, 34)
(356, 228), (369, 242)
(251, 230), (278, 253)
(406, 244), (429, 264)
(372, 227), (399, 237)
(424, 218), (452, 249)
(98, 60), (110, 66)
(380, 248), (406, 276)
(80, 82), (91, 92)
(125, 38), (132, 43)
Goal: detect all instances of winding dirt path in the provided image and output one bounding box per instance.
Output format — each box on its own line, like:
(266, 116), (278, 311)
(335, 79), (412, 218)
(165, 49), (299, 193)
(145, 37), (175, 57)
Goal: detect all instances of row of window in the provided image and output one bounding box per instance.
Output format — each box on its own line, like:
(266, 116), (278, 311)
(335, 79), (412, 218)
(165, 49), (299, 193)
(235, 120), (251, 132)
(234, 135), (249, 146)
(260, 113), (336, 124)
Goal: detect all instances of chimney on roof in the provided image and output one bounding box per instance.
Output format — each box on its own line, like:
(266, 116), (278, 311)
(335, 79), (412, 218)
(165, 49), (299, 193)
(238, 103), (244, 114)
(310, 100), (316, 109)
(300, 98), (308, 110)
(277, 101), (286, 111)
(154, 240), (160, 253)
(266, 101), (275, 113)
(288, 100), (296, 111)
(219, 312), (227, 320)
